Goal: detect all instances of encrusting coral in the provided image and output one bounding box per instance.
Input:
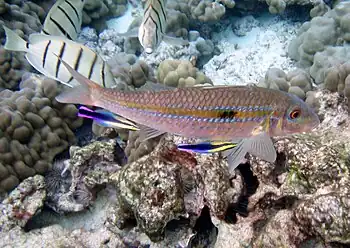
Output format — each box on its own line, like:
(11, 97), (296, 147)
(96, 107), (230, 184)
(157, 59), (213, 87)
(0, 74), (82, 194)
(258, 68), (313, 100)
(82, 0), (128, 32)
(288, 1), (350, 71)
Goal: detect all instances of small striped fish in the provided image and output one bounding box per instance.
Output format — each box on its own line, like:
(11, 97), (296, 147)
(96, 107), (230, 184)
(42, 0), (85, 40)
(56, 58), (320, 171)
(3, 26), (115, 88)
(177, 142), (237, 153)
(78, 106), (139, 131)
(120, 0), (188, 54)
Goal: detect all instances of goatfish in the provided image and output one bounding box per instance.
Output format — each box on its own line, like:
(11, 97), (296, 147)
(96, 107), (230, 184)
(120, 0), (189, 54)
(55, 58), (320, 171)
(42, 0), (85, 40)
(2, 26), (115, 88)
(78, 106), (139, 131)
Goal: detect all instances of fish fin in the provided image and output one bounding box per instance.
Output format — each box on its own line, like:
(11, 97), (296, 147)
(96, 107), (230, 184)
(2, 26), (29, 52)
(118, 28), (139, 38)
(247, 132), (276, 163)
(162, 35), (189, 46)
(139, 125), (166, 142)
(54, 54), (101, 105)
(224, 139), (249, 172)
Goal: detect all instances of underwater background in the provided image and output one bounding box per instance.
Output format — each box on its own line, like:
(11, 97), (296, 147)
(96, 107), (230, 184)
(0, 0), (350, 247)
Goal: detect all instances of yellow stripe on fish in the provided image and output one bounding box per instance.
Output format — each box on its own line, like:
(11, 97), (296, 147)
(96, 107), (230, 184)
(42, 0), (85, 40)
(3, 26), (115, 88)
(109, 100), (279, 121)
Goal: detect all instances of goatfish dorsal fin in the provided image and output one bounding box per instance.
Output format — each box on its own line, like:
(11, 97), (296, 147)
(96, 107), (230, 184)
(177, 141), (238, 153)
(41, 0), (85, 40)
(78, 106), (140, 131)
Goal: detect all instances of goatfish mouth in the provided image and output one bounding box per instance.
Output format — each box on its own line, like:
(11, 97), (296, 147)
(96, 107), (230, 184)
(78, 106), (140, 131)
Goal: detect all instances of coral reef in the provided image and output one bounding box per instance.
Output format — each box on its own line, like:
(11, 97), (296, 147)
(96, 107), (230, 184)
(0, 74), (82, 193)
(0, 0), (45, 90)
(157, 59), (213, 87)
(109, 135), (243, 241)
(1, 90), (350, 246)
(203, 14), (297, 85)
(108, 53), (156, 88)
(82, 0), (128, 32)
(0, 175), (45, 232)
(258, 67), (313, 100)
(288, 1), (350, 69)
(45, 139), (122, 213)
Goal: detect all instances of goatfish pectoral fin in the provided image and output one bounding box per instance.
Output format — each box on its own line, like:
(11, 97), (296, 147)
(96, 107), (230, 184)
(53, 53), (101, 106)
(177, 141), (237, 154)
(78, 106), (140, 131)
(139, 125), (166, 142)
(118, 27), (139, 38)
(162, 35), (189, 46)
(224, 133), (276, 172)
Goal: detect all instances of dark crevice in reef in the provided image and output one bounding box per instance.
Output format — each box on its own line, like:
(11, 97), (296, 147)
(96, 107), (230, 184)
(273, 152), (288, 187)
(190, 206), (218, 248)
(226, 163), (259, 223)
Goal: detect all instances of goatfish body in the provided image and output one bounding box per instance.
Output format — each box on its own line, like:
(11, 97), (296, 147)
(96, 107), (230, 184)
(120, 0), (188, 54)
(2, 26), (115, 88)
(42, 0), (85, 40)
(56, 58), (320, 171)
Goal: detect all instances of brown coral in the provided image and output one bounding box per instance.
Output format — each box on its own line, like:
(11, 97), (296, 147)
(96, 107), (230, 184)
(0, 74), (83, 193)
(0, 0), (46, 90)
(157, 59), (213, 87)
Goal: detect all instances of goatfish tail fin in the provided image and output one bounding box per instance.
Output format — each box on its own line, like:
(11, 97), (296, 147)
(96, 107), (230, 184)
(78, 106), (140, 131)
(177, 141), (237, 154)
(3, 26), (29, 52)
(53, 53), (102, 106)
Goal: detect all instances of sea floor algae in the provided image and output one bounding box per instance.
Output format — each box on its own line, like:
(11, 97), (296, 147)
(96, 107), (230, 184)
(1, 0), (350, 247)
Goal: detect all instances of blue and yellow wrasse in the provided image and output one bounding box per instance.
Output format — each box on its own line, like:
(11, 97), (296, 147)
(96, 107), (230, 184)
(177, 142), (237, 153)
(78, 106), (139, 131)
(56, 59), (320, 171)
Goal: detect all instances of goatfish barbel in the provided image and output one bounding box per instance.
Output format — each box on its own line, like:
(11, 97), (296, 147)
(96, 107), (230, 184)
(42, 0), (85, 40)
(56, 58), (320, 171)
(2, 26), (115, 88)
(120, 0), (189, 54)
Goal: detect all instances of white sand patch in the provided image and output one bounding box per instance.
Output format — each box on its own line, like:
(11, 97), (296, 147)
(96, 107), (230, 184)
(106, 3), (135, 34)
(203, 13), (301, 86)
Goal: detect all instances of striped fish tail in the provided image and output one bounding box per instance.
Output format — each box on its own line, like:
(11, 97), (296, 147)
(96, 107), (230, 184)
(55, 55), (102, 106)
(3, 26), (29, 52)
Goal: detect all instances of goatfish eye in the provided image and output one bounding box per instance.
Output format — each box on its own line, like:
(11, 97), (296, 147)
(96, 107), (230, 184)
(287, 107), (302, 122)
(289, 108), (301, 119)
